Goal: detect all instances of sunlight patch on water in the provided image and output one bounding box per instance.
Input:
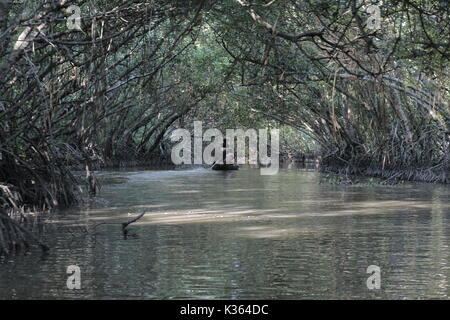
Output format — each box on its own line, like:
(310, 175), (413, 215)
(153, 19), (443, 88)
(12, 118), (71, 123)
(1, 168), (449, 299)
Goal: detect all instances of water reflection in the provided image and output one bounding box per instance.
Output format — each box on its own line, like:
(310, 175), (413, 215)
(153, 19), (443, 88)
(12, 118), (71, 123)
(0, 167), (449, 299)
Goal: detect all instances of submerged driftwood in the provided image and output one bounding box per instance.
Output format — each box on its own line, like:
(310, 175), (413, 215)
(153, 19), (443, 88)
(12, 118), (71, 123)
(121, 211), (146, 234)
(93, 211), (146, 236)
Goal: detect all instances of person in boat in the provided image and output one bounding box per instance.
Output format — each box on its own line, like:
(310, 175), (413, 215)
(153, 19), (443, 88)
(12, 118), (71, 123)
(222, 138), (227, 164)
(212, 138), (239, 170)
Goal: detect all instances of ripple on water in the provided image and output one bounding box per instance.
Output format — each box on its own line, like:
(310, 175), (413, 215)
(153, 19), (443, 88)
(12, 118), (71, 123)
(0, 168), (449, 299)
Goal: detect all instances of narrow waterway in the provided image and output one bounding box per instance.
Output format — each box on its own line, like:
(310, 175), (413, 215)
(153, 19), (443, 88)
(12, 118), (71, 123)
(0, 167), (449, 299)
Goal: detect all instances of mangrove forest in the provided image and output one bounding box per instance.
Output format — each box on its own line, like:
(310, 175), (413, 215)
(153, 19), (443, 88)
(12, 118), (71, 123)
(0, 0), (449, 301)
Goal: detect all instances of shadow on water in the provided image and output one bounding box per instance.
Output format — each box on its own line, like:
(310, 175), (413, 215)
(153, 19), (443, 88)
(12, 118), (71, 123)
(0, 166), (449, 299)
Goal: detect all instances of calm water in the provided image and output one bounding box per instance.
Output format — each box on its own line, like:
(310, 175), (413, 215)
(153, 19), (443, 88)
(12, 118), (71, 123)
(0, 167), (449, 299)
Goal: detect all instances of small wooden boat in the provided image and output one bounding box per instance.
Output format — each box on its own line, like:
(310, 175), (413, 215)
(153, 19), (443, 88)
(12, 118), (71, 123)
(212, 139), (239, 171)
(212, 163), (239, 171)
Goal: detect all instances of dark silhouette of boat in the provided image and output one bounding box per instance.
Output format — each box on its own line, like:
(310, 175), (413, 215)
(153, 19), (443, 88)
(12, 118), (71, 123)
(211, 138), (239, 171)
(212, 163), (239, 171)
